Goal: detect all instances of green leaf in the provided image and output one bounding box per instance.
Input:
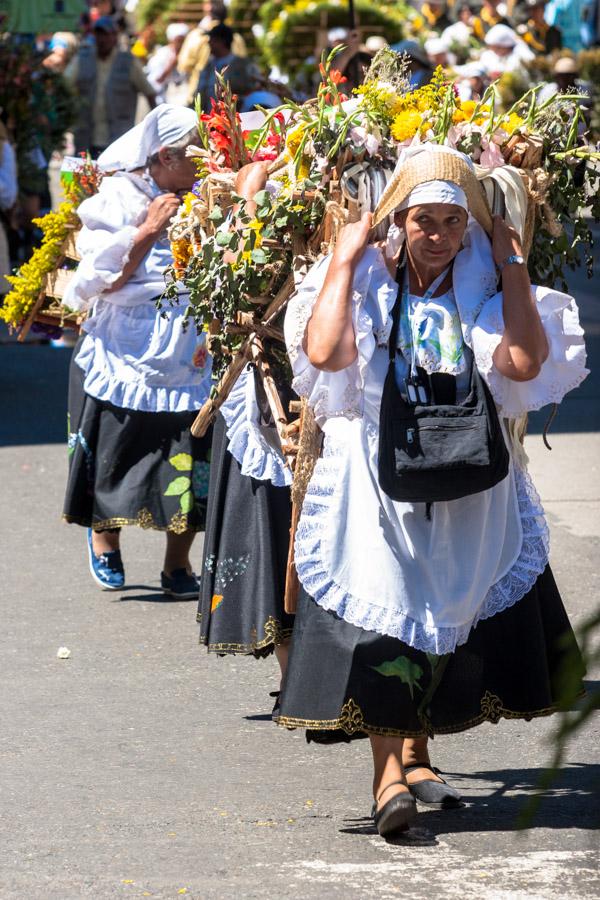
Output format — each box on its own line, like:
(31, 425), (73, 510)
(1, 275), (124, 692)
(371, 656), (424, 698)
(208, 206), (224, 224)
(169, 452), (193, 472)
(274, 216), (289, 228)
(216, 230), (233, 248)
(425, 653), (440, 672)
(251, 248), (267, 264)
(179, 490), (194, 514)
(164, 476), (192, 496)
(253, 190), (271, 208)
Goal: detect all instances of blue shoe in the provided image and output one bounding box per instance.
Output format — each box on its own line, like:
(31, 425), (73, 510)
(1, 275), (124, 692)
(87, 529), (125, 591)
(160, 568), (199, 600)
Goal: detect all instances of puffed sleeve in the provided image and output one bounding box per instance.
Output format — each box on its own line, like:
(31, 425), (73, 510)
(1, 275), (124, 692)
(471, 285), (589, 418)
(220, 364), (293, 487)
(62, 176), (149, 312)
(284, 246), (397, 426)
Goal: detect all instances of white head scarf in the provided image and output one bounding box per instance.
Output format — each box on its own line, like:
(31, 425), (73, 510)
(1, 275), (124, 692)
(166, 22), (189, 41)
(484, 24), (518, 47)
(97, 104), (198, 171)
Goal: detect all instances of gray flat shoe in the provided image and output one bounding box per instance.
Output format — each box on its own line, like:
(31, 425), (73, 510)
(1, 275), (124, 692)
(405, 764), (463, 809)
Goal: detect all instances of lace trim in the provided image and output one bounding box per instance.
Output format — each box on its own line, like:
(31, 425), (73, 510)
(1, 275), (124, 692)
(295, 453), (549, 655)
(75, 355), (212, 413)
(221, 366), (292, 487)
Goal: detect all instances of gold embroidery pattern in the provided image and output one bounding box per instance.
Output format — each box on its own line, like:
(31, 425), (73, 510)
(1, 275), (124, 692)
(275, 697), (577, 739)
(338, 698), (366, 735)
(480, 691), (504, 724)
(274, 712), (425, 739)
(263, 616), (285, 646)
(63, 507), (202, 534)
(198, 617), (293, 655)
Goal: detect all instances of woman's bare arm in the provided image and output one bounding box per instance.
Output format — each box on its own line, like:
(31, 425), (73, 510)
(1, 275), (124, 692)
(305, 213), (372, 371)
(491, 215), (549, 382)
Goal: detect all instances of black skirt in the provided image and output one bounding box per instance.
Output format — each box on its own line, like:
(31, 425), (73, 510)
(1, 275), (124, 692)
(275, 566), (585, 741)
(197, 414), (294, 657)
(63, 348), (212, 533)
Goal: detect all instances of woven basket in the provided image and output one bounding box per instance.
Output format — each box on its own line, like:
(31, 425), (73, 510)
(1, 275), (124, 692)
(373, 153), (493, 235)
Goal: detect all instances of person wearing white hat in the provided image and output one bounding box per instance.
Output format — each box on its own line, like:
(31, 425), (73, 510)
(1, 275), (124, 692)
(537, 55), (593, 116)
(278, 143), (587, 837)
(62, 106), (213, 599)
(479, 23), (534, 78)
(455, 60), (488, 99)
(424, 36), (450, 67)
(145, 22), (189, 104)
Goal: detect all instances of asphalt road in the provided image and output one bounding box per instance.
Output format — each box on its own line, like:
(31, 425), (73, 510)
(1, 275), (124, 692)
(0, 238), (598, 898)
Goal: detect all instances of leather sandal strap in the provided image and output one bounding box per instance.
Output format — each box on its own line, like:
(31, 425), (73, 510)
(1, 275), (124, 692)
(376, 779), (409, 803)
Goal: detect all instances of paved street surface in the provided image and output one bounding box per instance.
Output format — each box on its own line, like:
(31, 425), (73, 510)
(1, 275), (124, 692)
(1, 250), (598, 898)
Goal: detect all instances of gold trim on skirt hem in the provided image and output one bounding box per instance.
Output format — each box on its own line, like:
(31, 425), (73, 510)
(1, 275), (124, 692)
(63, 508), (204, 534)
(274, 690), (573, 739)
(198, 617), (294, 655)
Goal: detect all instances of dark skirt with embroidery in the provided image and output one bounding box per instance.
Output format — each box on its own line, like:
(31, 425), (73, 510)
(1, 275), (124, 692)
(197, 414), (294, 657)
(275, 566), (585, 741)
(63, 348), (211, 533)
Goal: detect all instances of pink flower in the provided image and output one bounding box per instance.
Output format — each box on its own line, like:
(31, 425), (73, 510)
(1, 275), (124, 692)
(480, 138), (505, 168)
(192, 344), (208, 369)
(349, 126), (380, 156)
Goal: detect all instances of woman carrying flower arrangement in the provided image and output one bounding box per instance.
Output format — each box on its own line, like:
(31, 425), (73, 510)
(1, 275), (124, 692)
(277, 144), (588, 837)
(62, 105), (213, 599)
(196, 161), (295, 699)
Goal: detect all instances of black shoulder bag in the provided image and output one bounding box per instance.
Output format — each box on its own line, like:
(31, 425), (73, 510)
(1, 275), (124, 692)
(378, 265), (509, 505)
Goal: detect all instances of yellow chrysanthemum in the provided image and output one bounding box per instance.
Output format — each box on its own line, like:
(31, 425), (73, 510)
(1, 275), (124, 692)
(182, 192), (196, 215)
(391, 109), (422, 142)
(171, 238), (192, 276)
(460, 100), (478, 117)
(500, 112), (525, 135)
(285, 122), (309, 160)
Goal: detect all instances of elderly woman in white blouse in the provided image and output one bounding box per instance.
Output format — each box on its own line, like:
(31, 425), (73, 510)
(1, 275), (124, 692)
(277, 145), (587, 837)
(62, 105), (212, 599)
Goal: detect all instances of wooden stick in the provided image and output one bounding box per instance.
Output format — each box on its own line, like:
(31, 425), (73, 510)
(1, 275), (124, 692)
(225, 324), (284, 343)
(250, 337), (292, 462)
(190, 341), (252, 437)
(284, 499), (302, 615)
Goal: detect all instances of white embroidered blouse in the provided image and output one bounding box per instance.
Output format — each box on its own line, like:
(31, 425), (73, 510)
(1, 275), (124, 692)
(63, 171), (212, 413)
(284, 227), (588, 655)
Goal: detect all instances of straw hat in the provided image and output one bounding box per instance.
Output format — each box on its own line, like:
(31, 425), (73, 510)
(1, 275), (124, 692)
(372, 148), (493, 234)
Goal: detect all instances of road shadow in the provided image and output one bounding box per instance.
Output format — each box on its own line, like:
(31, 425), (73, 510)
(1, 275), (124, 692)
(339, 763), (600, 841)
(112, 586), (198, 603)
(0, 332), (72, 446)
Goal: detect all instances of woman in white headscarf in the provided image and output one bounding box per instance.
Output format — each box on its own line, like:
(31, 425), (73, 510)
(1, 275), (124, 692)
(145, 23), (189, 105)
(278, 145), (587, 837)
(62, 105), (213, 599)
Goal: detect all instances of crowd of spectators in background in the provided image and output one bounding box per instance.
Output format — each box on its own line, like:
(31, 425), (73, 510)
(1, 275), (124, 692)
(0, 0), (598, 294)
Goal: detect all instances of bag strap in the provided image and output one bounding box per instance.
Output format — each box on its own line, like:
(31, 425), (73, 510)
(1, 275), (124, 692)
(388, 251), (407, 364)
